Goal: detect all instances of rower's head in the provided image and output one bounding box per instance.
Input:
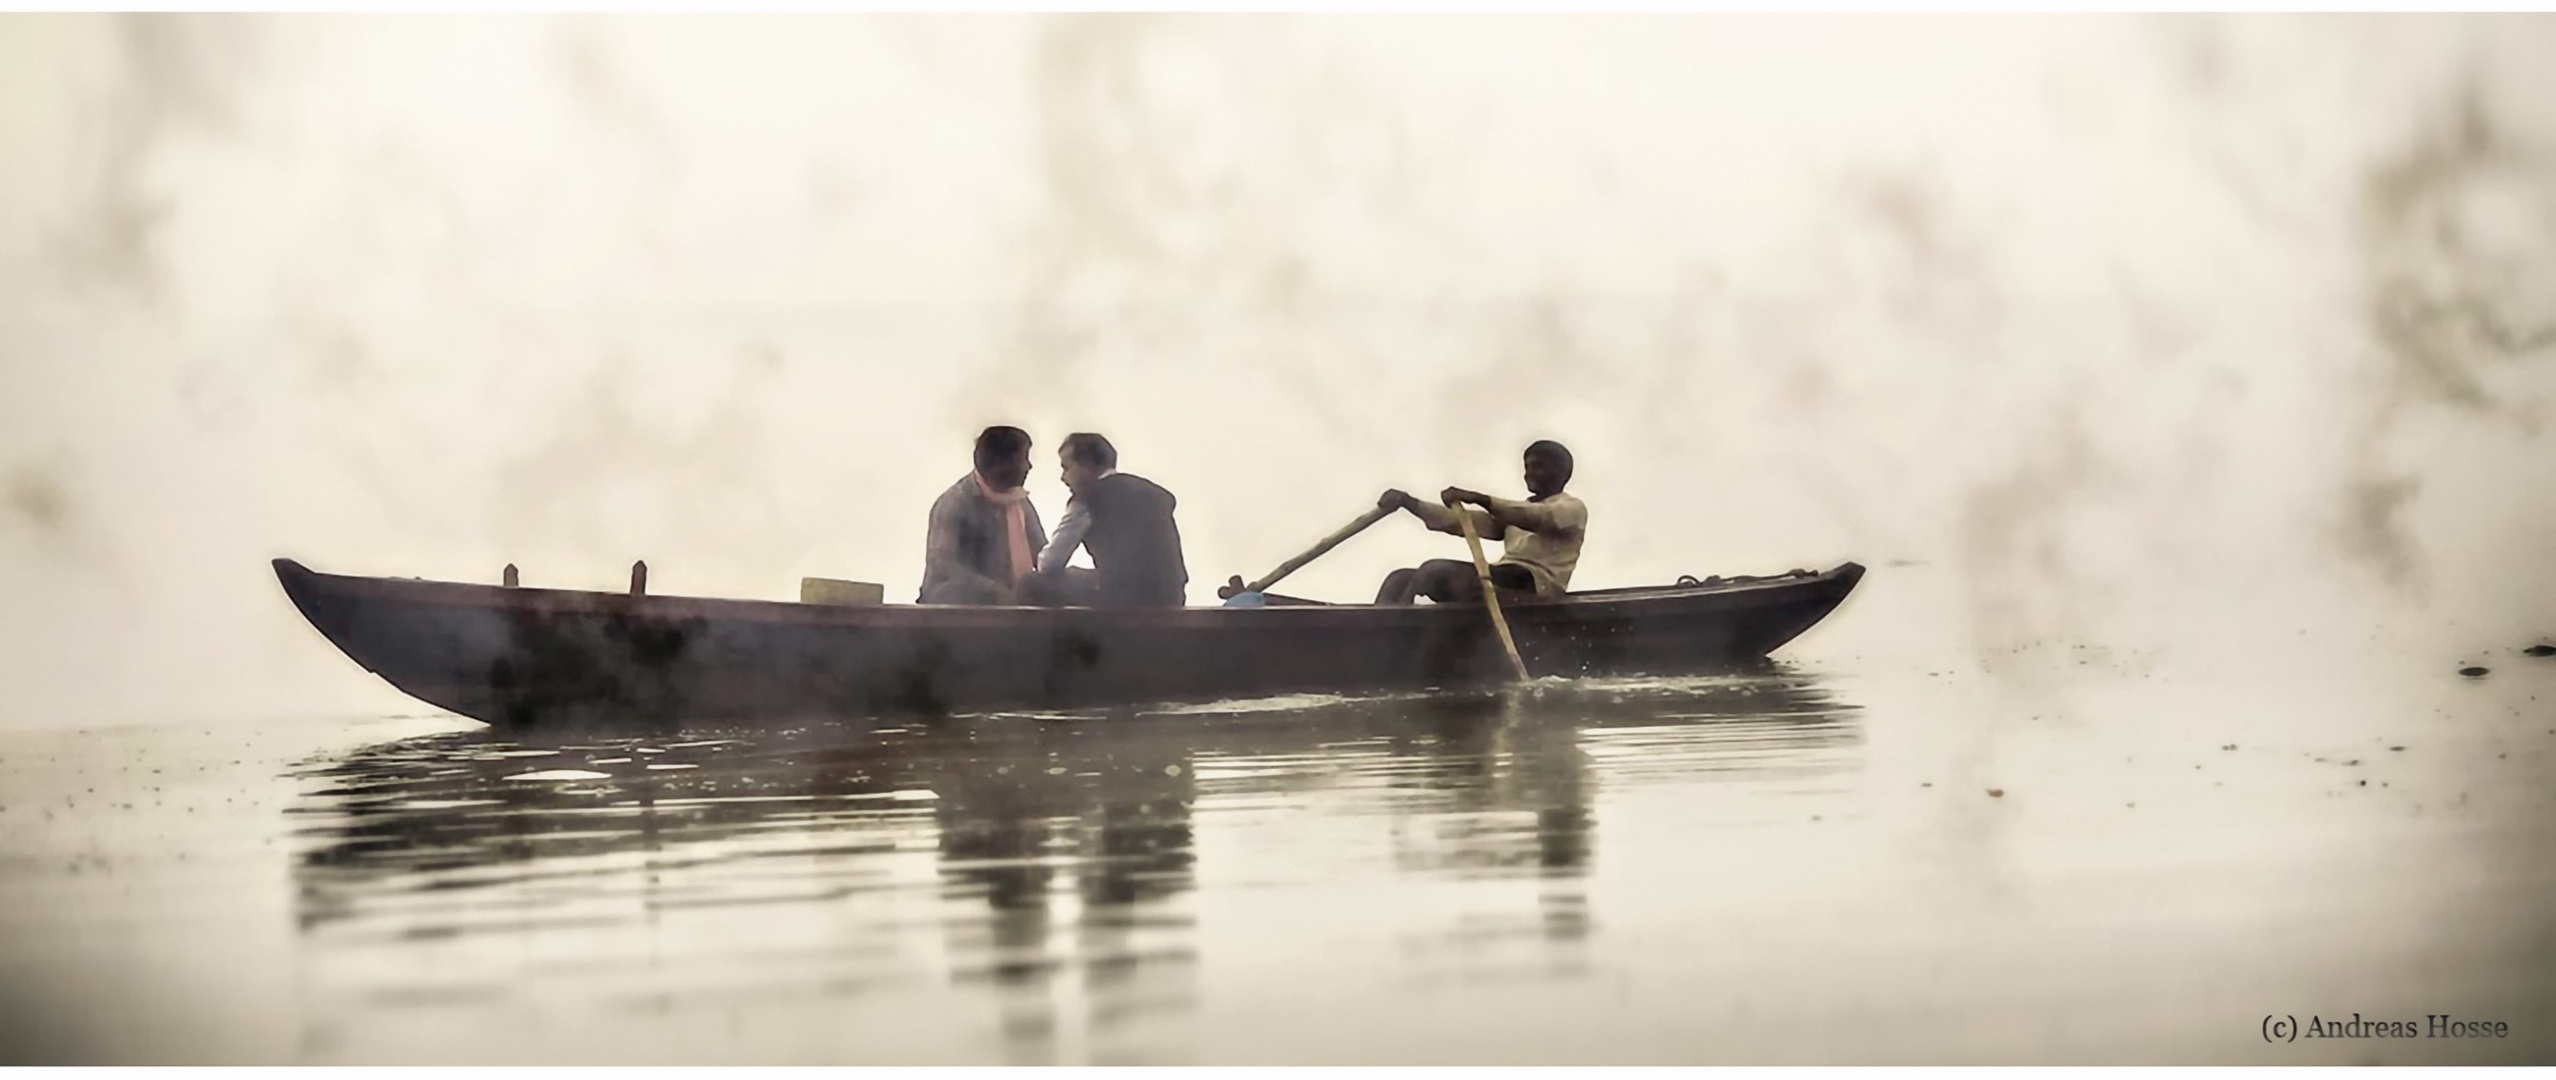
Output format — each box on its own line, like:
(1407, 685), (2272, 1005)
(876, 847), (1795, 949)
(1058, 432), (1117, 495)
(1523, 440), (1573, 498)
(974, 425), (1033, 492)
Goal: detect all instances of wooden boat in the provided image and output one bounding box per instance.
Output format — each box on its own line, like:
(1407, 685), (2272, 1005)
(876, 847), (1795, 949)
(274, 557), (1865, 731)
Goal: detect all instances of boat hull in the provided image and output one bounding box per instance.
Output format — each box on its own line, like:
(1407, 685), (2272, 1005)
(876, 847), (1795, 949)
(274, 558), (1865, 731)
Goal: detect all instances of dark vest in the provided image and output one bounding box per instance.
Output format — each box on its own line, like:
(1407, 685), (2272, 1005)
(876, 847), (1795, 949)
(1081, 472), (1187, 608)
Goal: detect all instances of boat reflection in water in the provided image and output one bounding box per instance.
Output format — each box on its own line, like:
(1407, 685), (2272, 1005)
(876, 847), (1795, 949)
(285, 664), (1861, 1063)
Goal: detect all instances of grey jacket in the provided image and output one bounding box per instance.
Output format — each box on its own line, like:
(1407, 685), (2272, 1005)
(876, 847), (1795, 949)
(918, 474), (1047, 604)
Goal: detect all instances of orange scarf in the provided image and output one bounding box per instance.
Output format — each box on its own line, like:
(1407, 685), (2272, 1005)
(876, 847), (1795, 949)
(974, 471), (1035, 584)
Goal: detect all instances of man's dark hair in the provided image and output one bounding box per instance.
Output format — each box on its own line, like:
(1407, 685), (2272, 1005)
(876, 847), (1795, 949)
(1061, 432), (1118, 470)
(973, 426), (1032, 472)
(1526, 439), (1574, 482)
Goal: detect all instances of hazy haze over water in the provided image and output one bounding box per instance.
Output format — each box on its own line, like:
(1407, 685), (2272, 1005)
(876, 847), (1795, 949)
(0, 14), (2550, 727)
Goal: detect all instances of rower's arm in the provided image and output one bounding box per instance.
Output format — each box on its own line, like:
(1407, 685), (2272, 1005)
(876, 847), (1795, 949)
(1409, 499), (1504, 541)
(1482, 496), (1583, 539)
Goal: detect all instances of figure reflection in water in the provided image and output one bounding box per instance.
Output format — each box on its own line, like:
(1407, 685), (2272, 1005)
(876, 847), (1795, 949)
(1374, 693), (1597, 978)
(928, 721), (1199, 1064)
(286, 718), (1204, 1063)
(286, 667), (1853, 1063)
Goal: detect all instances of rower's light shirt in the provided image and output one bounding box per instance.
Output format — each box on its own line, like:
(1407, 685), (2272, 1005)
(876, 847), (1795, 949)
(1036, 469), (1115, 573)
(1411, 491), (1588, 596)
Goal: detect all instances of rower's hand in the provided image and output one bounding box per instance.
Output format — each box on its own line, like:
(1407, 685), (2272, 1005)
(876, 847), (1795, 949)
(1378, 488), (1418, 512)
(1439, 487), (1488, 507)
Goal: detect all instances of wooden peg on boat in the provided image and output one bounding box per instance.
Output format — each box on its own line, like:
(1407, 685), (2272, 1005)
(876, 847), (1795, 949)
(502, 564), (519, 588)
(630, 560), (647, 596)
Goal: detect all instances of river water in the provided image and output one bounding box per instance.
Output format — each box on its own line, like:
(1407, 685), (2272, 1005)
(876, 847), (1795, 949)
(3, 643), (2552, 1064)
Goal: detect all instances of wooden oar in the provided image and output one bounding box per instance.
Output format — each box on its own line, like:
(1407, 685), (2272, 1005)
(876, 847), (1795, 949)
(1450, 497), (1532, 682)
(1217, 503), (1397, 601)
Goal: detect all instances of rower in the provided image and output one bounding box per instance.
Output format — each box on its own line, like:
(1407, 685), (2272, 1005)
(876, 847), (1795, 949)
(1374, 440), (1586, 605)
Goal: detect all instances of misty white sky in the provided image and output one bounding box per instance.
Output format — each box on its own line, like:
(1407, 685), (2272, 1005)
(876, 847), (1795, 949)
(2, 14), (2551, 727)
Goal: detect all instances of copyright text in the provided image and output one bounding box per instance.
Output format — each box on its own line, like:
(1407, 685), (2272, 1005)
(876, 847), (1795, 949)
(2262, 1014), (2508, 1043)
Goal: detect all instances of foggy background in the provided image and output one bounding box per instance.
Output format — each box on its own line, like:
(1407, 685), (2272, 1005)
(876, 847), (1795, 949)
(2, 14), (2551, 730)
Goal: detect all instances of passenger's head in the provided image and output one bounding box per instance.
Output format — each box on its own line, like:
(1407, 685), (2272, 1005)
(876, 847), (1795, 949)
(973, 426), (1033, 491)
(1523, 440), (1573, 498)
(1058, 432), (1117, 494)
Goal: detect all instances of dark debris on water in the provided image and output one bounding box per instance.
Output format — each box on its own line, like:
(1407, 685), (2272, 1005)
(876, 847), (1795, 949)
(2460, 666), (2490, 677)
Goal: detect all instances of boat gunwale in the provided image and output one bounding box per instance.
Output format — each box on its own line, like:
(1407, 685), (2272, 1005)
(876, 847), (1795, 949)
(274, 558), (1861, 631)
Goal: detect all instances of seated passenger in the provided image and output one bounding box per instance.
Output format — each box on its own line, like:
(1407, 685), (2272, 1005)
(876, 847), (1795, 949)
(917, 425), (1046, 605)
(1023, 433), (1189, 608)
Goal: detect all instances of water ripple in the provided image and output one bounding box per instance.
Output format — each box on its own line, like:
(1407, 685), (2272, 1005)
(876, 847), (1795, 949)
(282, 666), (1860, 1062)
